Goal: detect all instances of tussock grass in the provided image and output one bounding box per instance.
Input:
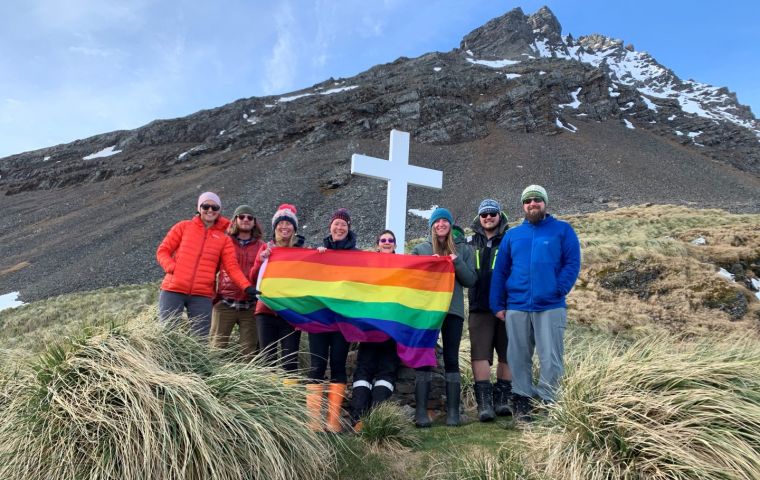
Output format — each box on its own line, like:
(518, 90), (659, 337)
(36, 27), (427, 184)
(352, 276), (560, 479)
(520, 334), (760, 480)
(0, 283), (158, 359)
(358, 402), (420, 451)
(427, 446), (528, 480)
(0, 313), (337, 480)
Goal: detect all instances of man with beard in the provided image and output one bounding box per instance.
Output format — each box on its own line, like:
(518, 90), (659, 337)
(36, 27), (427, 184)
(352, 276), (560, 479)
(468, 199), (513, 422)
(489, 185), (581, 422)
(210, 204), (265, 359)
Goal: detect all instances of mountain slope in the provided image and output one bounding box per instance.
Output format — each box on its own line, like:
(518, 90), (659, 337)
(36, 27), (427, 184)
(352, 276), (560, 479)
(1, 6), (758, 302)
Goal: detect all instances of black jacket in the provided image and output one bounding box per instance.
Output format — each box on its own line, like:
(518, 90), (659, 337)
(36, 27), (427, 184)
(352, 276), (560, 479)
(467, 212), (509, 312)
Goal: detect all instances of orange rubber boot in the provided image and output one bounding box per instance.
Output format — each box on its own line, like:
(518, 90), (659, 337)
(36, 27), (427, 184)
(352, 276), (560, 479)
(305, 383), (324, 432)
(325, 383), (346, 433)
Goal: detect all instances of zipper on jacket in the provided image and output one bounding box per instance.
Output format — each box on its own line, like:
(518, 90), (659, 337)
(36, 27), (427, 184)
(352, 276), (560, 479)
(529, 227), (535, 309)
(189, 227), (210, 296)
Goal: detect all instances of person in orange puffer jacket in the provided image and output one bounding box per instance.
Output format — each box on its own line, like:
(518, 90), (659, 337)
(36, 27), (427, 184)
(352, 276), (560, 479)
(156, 192), (258, 337)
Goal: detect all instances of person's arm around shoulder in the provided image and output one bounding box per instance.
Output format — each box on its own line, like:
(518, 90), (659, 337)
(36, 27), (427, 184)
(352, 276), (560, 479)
(453, 243), (477, 288)
(156, 221), (184, 274)
(490, 233), (512, 320)
(557, 223), (581, 296)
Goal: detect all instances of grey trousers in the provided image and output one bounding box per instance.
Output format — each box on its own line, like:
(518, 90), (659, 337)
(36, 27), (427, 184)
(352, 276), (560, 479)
(506, 308), (567, 402)
(158, 289), (213, 337)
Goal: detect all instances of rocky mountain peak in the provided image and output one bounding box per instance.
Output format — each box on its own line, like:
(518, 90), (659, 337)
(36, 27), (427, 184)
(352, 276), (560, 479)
(459, 7), (534, 59)
(527, 6), (563, 45)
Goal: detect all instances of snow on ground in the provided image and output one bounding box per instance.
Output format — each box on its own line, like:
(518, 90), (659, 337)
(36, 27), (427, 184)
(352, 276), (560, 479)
(466, 58), (520, 68)
(529, 34), (759, 136)
(555, 117), (577, 132)
(505, 73), (522, 79)
(559, 87), (582, 109)
(717, 268), (735, 281)
(320, 85), (358, 95)
(0, 292), (24, 312)
(641, 96), (658, 111)
(408, 205), (438, 219)
(433, 67), (442, 72)
(690, 236), (706, 245)
(43, 156), (51, 161)
(624, 119), (635, 129)
(675, 131), (684, 136)
(278, 85), (358, 103)
(278, 93), (312, 103)
(83, 146), (122, 160)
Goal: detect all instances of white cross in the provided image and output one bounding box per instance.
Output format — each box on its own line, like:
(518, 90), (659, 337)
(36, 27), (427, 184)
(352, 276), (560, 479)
(351, 129), (443, 253)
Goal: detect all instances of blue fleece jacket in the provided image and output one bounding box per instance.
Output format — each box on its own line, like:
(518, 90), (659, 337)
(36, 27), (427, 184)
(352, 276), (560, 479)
(489, 214), (581, 313)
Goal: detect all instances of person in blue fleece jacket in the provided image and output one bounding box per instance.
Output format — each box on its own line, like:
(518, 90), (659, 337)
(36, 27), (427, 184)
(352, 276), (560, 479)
(489, 184), (581, 422)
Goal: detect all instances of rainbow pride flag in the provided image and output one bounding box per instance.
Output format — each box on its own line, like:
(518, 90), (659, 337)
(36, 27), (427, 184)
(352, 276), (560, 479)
(256, 248), (454, 368)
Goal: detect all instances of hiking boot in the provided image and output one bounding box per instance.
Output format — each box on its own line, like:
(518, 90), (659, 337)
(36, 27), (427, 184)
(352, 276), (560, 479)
(512, 393), (533, 423)
(414, 371), (432, 428)
(445, 372), (461, 427)
(493, 379), (513, 417)
(474, 381), (495, 422)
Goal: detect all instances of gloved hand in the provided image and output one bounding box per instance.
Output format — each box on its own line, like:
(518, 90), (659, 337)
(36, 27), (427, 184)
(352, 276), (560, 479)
(245, 286), (261, 301)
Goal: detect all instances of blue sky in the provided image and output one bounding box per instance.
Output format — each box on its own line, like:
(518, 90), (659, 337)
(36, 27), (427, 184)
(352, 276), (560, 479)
(1, 0), (758, 158)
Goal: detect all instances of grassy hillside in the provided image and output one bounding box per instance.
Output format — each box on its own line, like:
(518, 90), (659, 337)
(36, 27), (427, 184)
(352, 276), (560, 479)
(0, 205), (758, 479)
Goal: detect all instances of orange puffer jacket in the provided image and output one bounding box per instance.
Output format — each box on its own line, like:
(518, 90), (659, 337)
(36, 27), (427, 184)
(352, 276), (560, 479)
(156, 215), (252, 298)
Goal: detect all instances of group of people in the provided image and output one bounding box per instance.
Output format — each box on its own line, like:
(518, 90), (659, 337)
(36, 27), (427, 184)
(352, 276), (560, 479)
(155, 183), (581, 429)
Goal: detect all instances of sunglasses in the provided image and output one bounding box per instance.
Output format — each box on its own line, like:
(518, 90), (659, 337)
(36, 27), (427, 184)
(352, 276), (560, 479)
(480, 212), (499, 218)
(237, 214), (255, 221)
(200, 204), (221, 211)
(523, 198), (544, 205)
(379, 238), (395, 244)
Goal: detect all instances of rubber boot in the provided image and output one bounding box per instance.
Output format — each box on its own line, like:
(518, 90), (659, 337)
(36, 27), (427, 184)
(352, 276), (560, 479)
(325, 383), (346, 433)
(371, 379), (394, 407)
(414, 371), (432, 428)
(305, 383), (324, 432)
(349, 383), (372, 427)
(493, 379), (513, 416)
(445, 372), (461, 427)
(474, 381), (495, 422)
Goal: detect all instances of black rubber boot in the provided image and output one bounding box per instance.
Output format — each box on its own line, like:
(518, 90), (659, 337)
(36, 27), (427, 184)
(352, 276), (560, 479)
(493, 379), (513, 417)
(474, 381), (495, 422)
(349, 384), (372, 426)
(445, 372), (461, 426)
(414, 371), (432, 428)
(370, 384), (393, 407)
(512, 393), (533, 423)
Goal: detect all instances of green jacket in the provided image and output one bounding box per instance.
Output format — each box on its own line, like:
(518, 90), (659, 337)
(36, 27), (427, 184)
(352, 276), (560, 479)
(411, 228), (477, 320)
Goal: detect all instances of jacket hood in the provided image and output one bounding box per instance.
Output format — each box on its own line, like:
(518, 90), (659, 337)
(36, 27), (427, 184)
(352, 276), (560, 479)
(470, 212), (509, 237)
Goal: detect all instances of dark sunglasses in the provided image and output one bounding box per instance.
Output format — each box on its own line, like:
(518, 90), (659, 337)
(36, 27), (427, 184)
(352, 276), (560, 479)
(379, 238), (395, 244)
(523, 198), (544, 205)
(480, 212), (499, 218)
(237, 214), (255, 221)
(200, 203), (221, 211)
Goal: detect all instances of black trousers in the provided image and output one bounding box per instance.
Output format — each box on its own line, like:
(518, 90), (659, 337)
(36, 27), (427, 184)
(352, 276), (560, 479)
(308, 331), (350, 383)
(353, 339), (400, 385)
(256, 313), (302, 373)
(416, 314), (463, 373)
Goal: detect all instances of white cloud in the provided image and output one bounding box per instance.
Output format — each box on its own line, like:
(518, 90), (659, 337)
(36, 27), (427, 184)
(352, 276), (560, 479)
(262, 2), (298, 95)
